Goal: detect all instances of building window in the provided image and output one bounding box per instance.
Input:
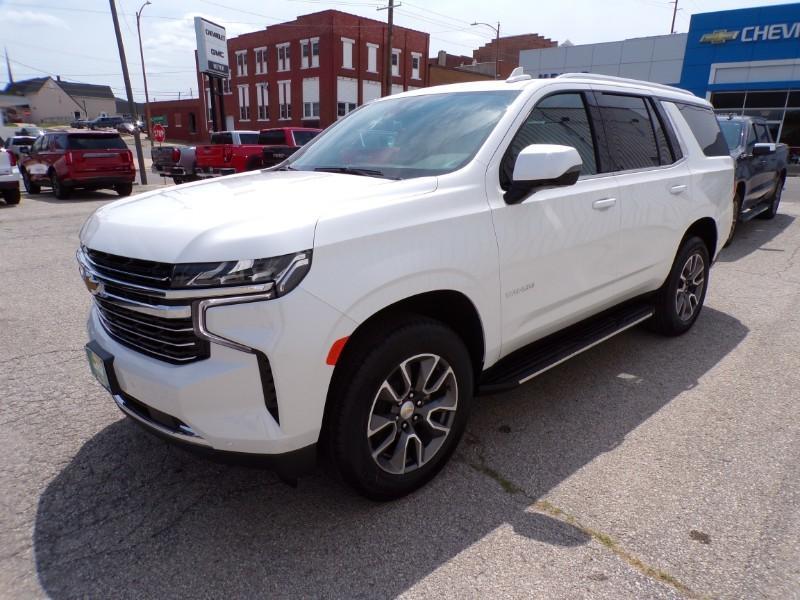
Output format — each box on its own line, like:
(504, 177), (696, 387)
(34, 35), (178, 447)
(235, 50), (247, 77)
(302, 77), (320, 119)
(300, 39), (310, 69)
(256, 83), (269, 121)
(254, 47), (268, 75)
(277, 43), (290, 72)
(336, 102), (357, 117)
(342, 37), (354, 69)
(174, 112), (182, 127)
(411, 52), (421, 79)
(367, 43), (379, 73)
(222, 77), (231, 95)
(362, 79), (381, 104)
(391, 49), (400, 77)
(337, 76), (357, 120)
(189, 112), (197, 133)
(278, 80), (291, 119)
(237, 84), (250, 121)
(311, 37), (320, 68)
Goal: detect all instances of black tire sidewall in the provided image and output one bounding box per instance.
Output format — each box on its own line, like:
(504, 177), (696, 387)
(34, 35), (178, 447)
(726, 193), (741, 246)
(655, 237), (710, 335)
(331, 318), (473, 500)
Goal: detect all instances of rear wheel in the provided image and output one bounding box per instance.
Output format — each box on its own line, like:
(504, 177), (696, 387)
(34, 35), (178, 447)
(50, 171), (70, 199)
(172, 176), (184, 185)
(757, 175), (784, 220)
(115, 183), (133, 197)
(22, 171), (40, 194)
(326, 316), (473, 500)
(724, 191), (742, 247)
(649, 236), (710, 336)
(2, 189), (20, 205)
(245, 157), (263, 171)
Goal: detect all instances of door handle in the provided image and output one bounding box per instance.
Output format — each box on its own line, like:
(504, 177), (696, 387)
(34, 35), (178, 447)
(669, 184), (687, 195)
(592, 198), (616, 210)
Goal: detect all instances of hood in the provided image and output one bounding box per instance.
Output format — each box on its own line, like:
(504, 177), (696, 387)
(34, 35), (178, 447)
(80, 170), (436, 263)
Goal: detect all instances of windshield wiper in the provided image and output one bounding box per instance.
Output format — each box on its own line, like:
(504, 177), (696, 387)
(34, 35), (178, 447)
(276, 165), (297, 171)
(314, 166), (398, 180)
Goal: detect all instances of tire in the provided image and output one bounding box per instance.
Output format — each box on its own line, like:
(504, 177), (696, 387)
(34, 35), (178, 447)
(326, 316), (473, 500)
(757, 175), (784, 220)
(245, 157), (263, 171)
(649, 236), (710, 337)
(22, 171), (40, 194)
(724, 191), (742, 247)
(172, 176), (184, 185)
(115, 183), (133, 197)
(50, 171), (70, 199)
(3, 189), (20, 205)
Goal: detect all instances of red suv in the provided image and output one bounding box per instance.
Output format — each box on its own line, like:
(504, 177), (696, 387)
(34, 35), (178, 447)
(20, 131), (135, 199)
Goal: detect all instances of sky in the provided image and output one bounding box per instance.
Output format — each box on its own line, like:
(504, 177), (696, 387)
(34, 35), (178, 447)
(0, 0), (796, 102)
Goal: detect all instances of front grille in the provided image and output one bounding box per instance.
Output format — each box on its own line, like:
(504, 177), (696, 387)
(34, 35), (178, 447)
(86, 248), (173, 289)
(95, 298), (209, 364)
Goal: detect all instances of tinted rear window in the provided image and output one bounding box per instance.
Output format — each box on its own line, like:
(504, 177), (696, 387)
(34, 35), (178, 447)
(676, 103), (729, 157)
(596, 93), (661, 171)
(292, 130), (318, 146)
(211, 133), (233, 145)
(258, 130), (286, 145)
(12, 137), (36, 145)
(67, 134), (127, 150)
(239, 133), (259, 144)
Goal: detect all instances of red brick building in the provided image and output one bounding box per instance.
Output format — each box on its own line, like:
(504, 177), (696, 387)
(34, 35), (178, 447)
(472, 34), (556, 79)
(198, 10), (429, 133)
(148, 98), (205, 143)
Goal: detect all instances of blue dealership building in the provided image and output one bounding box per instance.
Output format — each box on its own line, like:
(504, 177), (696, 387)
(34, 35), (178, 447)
(519, 2), (800, 160)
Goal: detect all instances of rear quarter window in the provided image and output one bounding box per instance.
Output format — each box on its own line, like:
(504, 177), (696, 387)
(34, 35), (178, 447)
(211, 132), (233, 145)
(258, 130), (286, 145)
(239, 133), (260, 144)
(676, 103), (729, 157)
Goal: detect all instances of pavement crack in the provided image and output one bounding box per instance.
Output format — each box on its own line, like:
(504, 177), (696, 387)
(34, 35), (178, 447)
(460, 430), (703, 599)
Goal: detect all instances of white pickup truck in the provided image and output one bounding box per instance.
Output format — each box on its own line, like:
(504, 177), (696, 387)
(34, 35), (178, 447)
(78, 72), (733, 499)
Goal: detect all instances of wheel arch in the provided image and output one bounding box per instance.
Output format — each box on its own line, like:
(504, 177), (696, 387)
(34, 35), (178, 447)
(683, 217), (718, 260)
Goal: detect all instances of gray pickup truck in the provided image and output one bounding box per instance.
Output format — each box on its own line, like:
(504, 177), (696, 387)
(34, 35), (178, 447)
(150, 145), (197, 185)
(717, 115), (788, 244)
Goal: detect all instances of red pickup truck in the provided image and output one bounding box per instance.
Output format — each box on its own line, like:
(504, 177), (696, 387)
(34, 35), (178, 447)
(195, 127), (321, 178)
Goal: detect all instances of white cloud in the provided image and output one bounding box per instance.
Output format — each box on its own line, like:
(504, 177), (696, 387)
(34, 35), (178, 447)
(0, 9), (68, 29)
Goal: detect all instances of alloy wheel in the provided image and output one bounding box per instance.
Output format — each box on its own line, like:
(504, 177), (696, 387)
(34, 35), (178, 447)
(675, 253), (705, 321)
(367, 353), (458, 475)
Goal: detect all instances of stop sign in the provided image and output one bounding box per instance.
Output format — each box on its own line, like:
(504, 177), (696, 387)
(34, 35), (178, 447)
(152, 124), (166, 143)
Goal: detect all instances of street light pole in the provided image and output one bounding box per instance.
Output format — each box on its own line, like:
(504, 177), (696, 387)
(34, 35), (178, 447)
(136, 1), (152, 140)
(471, 21), (501, 79)
(109, 0), (147, 185)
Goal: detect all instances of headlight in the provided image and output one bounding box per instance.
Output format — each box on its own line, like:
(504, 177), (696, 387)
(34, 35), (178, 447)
(171, 250), (311, 295)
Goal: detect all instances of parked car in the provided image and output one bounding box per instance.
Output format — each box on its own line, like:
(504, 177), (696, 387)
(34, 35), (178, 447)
(16, 126), (45, 138)
(260, 127), (321, 168)
(5, 135), (38, 160)
(0, 146), (21, 205)
(88, 116), (126, 130)
(20, 130), (135, 199)
(78, 72), (732, 499)
(717, 114), (788, 244)
(151, 145), (197, 184)
(194, 130), (261, 178)
(70, 118), (90, 129)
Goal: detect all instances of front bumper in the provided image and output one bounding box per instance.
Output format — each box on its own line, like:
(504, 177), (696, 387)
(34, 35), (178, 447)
(86, 285), (357, 458)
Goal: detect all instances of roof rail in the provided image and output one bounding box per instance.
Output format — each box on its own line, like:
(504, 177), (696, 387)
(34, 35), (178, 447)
(556, 73), (695, 97)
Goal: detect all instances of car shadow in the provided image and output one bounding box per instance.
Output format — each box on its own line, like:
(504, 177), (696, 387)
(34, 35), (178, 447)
(33, 307), (747, 598)
(718, 212), (795, 262)
(26, 190), (125, 204)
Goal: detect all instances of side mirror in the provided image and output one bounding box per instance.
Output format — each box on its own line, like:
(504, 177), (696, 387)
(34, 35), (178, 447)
(752, 143), (776, 156)
(505, 144), (582, 204)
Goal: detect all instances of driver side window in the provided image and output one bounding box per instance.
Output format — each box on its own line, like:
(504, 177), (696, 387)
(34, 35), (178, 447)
(500, 92), (598, 190)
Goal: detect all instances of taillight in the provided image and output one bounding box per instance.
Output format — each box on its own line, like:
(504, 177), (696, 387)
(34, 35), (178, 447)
(124, 151), (132, 163)
(223, 146), (233, 162)
(171, 147), (181, 162)
(65, 151), (73, 166)
(8, 152), (16, 167)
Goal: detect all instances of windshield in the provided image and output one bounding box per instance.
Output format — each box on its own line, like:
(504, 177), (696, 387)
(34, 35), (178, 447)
(67, 134), (127, 150)
(718, 120), (744, 151)
(288, 90), (520, 179)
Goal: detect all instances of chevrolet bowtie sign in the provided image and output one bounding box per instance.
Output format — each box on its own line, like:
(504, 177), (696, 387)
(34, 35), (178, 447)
(700, 22), (800, 44)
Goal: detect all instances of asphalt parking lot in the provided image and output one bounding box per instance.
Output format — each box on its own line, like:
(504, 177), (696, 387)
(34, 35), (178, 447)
(1, 181), (798, 599)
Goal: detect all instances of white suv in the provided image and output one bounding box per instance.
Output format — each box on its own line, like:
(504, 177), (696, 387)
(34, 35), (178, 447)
(79, 72), (733, 499)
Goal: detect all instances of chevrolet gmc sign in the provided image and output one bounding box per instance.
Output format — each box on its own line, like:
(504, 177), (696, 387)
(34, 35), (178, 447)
(195, 17), (229, 77)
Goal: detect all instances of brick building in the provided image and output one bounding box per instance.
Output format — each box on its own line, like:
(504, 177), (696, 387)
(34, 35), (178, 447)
(148, 98), (205, 143)
(198, 10), (429, 132)
(471, 33), (556, 79)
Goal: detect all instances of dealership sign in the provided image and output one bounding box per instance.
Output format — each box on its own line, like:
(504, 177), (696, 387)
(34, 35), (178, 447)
(700, 22), (800, 44)
(195, 17), (229, 77)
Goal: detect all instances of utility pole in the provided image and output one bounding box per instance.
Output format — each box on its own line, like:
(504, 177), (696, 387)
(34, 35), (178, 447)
(377, 0), (400, 97)
(670, 0), (679, 34)
(471, 21), (501, 79)
(110, 0), (147, 184)
(136, 1), (152, 140)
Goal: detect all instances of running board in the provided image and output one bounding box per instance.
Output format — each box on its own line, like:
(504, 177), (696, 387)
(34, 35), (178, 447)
(478, 302), (654, 395)
(740, 201), (770, 222)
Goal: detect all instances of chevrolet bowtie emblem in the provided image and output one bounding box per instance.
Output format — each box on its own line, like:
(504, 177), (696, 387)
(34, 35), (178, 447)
(700, 29), (739, 44)
(81, 268), (104, 296)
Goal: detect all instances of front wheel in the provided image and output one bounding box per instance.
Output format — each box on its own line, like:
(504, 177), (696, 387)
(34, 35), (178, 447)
(757, 175), (784, 220)
(327, 317), (473, 500)
(649, 236), (710, 336)
(22, 171), (40, 194)
(2, 189), (21, 205)
(50, 171), (70, 199)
